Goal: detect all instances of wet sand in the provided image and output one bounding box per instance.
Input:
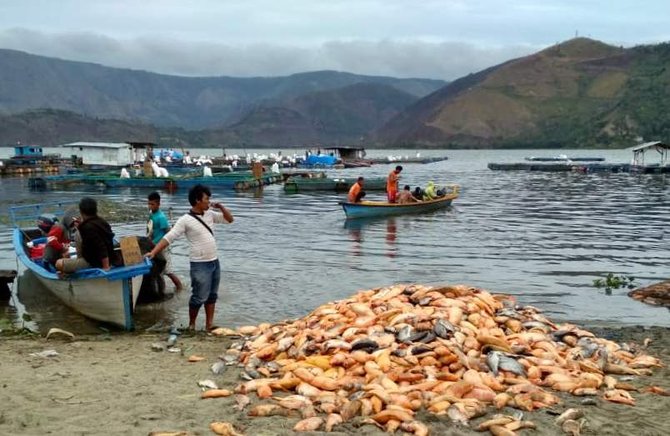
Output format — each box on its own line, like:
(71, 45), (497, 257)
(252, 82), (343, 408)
(0, 325), (668, 436)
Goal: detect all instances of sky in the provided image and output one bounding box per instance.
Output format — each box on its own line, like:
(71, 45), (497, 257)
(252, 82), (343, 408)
(0, 1), (668, 80)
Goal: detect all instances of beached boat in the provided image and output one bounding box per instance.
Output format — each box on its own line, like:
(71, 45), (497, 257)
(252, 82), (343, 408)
(10, 202), (152, 330)
(284, 176), (387, 193)
(340, 186), (459, 219)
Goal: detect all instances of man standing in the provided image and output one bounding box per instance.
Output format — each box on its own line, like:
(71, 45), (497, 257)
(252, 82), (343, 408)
(146, 184), (233, 331)
(387, 165), (403, 203)
(347, 177), (366, 203)
(147, 191), (183, 290)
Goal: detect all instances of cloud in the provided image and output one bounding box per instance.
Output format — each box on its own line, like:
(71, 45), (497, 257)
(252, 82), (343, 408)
(0, 28), (537, 79)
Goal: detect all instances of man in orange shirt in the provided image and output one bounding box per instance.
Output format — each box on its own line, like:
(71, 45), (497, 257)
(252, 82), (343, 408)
(347, 177), (366, 202)
(387, 165), (403, 203)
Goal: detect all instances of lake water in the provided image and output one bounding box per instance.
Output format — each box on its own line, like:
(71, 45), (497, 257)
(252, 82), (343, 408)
(1, 148), (669, 333)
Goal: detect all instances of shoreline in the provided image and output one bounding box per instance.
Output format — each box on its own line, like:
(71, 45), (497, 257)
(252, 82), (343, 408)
(1, 324), (668, 436)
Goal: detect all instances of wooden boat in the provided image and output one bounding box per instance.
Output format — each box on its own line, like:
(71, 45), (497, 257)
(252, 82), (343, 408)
(10, 202), (152, 330)
(284, 176), (386, 193)
(340, 186), (459, 219)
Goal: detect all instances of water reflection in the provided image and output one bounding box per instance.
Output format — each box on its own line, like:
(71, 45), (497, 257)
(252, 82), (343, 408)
(344, 217), (398, 258)
(386, 219), (397, 258)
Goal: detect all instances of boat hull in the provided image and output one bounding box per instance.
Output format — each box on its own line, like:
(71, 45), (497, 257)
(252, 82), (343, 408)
(341, 194), (457, 219)
(12, 227), (151, 330)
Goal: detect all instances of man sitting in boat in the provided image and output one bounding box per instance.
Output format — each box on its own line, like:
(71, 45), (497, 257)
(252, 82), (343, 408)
(423, 181), (439, 201)
(347, 177), (366, 203)
(397, 185), (421, 204)
(55, 197), (116, 274)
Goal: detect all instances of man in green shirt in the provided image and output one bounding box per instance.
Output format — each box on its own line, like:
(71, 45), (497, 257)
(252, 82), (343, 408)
(147, 192), (183, 290)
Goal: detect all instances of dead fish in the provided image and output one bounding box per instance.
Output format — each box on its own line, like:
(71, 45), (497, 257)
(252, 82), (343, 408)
(396, 325), (414, 343)
(446, 404), (469, 426)
(577, 338), (599, 358)
(234, 394), (251, 411)
(561, 419), (583, 436)
(555, 408), (583, 426)
(350, 338), (379, 353)
(496, 308), (522, 319)
(418, 331), (436, 344)
(45, 327), (75, 341)
(407, 330), (431, 343)
(411, 344), (433, 355)
(486, 351), (501, 376)
(239, 369), (260, 381)
(221, 353), (239, 366)
(487, 351), (526, 377)
(198, 379), (219, 390)
(211, 361), (226, 375)
(209, 422), (244, 436)
(433, 319), (457, 339)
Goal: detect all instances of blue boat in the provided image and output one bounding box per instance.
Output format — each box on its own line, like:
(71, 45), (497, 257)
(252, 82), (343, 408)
(10, 201), (152, 330)
(340, 186), (459, 219)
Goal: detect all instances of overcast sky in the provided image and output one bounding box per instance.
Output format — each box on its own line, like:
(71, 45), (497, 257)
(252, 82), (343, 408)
(0, 1), (668, 80)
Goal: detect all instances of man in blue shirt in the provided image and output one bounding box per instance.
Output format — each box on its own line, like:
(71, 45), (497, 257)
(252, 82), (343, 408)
(147, 192), (183, 290)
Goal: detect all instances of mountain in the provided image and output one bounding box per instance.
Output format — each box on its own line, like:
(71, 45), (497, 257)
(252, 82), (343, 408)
(0, 49), (445, 130)
(214, 83), (418, 146)
(377, 38), (670, 148)
(0, 109), (161, 146)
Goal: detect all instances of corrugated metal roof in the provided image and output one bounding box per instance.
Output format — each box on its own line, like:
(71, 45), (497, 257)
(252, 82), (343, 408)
(628, 141), (669, 152)
(60, 142), (131, 149)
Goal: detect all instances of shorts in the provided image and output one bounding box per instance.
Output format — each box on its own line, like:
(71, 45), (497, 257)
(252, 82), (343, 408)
(387, 190), (398, 203)
(60, 257), (91, 273)
(162, 249), (175, 275)
(189, 259), (220, 309)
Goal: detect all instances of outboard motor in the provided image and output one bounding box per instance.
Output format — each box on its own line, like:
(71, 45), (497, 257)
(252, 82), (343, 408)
(135, 236), (168, 304)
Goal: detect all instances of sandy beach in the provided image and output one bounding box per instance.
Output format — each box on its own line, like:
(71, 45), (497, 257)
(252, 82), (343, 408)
(0, 325), (668, 436)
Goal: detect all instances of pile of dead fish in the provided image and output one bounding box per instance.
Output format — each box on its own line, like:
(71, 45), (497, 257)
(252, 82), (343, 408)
(205, 284), (666, 435)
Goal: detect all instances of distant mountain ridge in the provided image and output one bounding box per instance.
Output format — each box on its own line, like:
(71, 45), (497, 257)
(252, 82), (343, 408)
(377, 38), (670, 148)
(4, 39), (670, 148)
(0, 49), (444, 130)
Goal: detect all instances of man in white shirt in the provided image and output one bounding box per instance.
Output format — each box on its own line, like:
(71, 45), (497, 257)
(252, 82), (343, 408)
(146, 184), (234, 331)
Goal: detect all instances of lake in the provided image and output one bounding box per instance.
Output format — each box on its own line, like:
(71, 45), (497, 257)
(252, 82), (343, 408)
(1, 148), (668, 333)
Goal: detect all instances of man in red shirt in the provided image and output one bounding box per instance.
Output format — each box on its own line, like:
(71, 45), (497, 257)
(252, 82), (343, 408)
(387, 165), (403, 203)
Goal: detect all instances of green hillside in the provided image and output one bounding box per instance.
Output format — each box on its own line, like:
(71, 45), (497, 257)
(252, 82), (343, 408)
(377, 38), (670, 148)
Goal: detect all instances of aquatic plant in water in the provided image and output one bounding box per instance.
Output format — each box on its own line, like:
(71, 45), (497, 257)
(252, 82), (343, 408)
(593, 273), (636, 295)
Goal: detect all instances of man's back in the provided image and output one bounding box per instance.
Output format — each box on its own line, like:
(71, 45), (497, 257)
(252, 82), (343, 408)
(78, 216), (114, 268)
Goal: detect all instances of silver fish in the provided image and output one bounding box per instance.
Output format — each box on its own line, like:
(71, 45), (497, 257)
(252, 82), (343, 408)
(486, 351), (501, 376)
(351, 338), (379, 353)
(487, 351), (526, 377)
(447, 404), (469, 426)
(396, 325), (414, 343)
(198, 379), (219, 390)
(434, 319), (457, 339)
(211, 360), (226, 375)
(577, 338), (599, 358)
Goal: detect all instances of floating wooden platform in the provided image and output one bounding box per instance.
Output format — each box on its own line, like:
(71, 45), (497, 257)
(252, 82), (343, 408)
(524, 156), (605, 162)
(28, 171), (284, 191)
(489, 160), (670, 173)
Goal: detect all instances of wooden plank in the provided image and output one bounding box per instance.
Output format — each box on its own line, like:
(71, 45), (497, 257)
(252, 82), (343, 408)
(119, 236), (143, 266)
